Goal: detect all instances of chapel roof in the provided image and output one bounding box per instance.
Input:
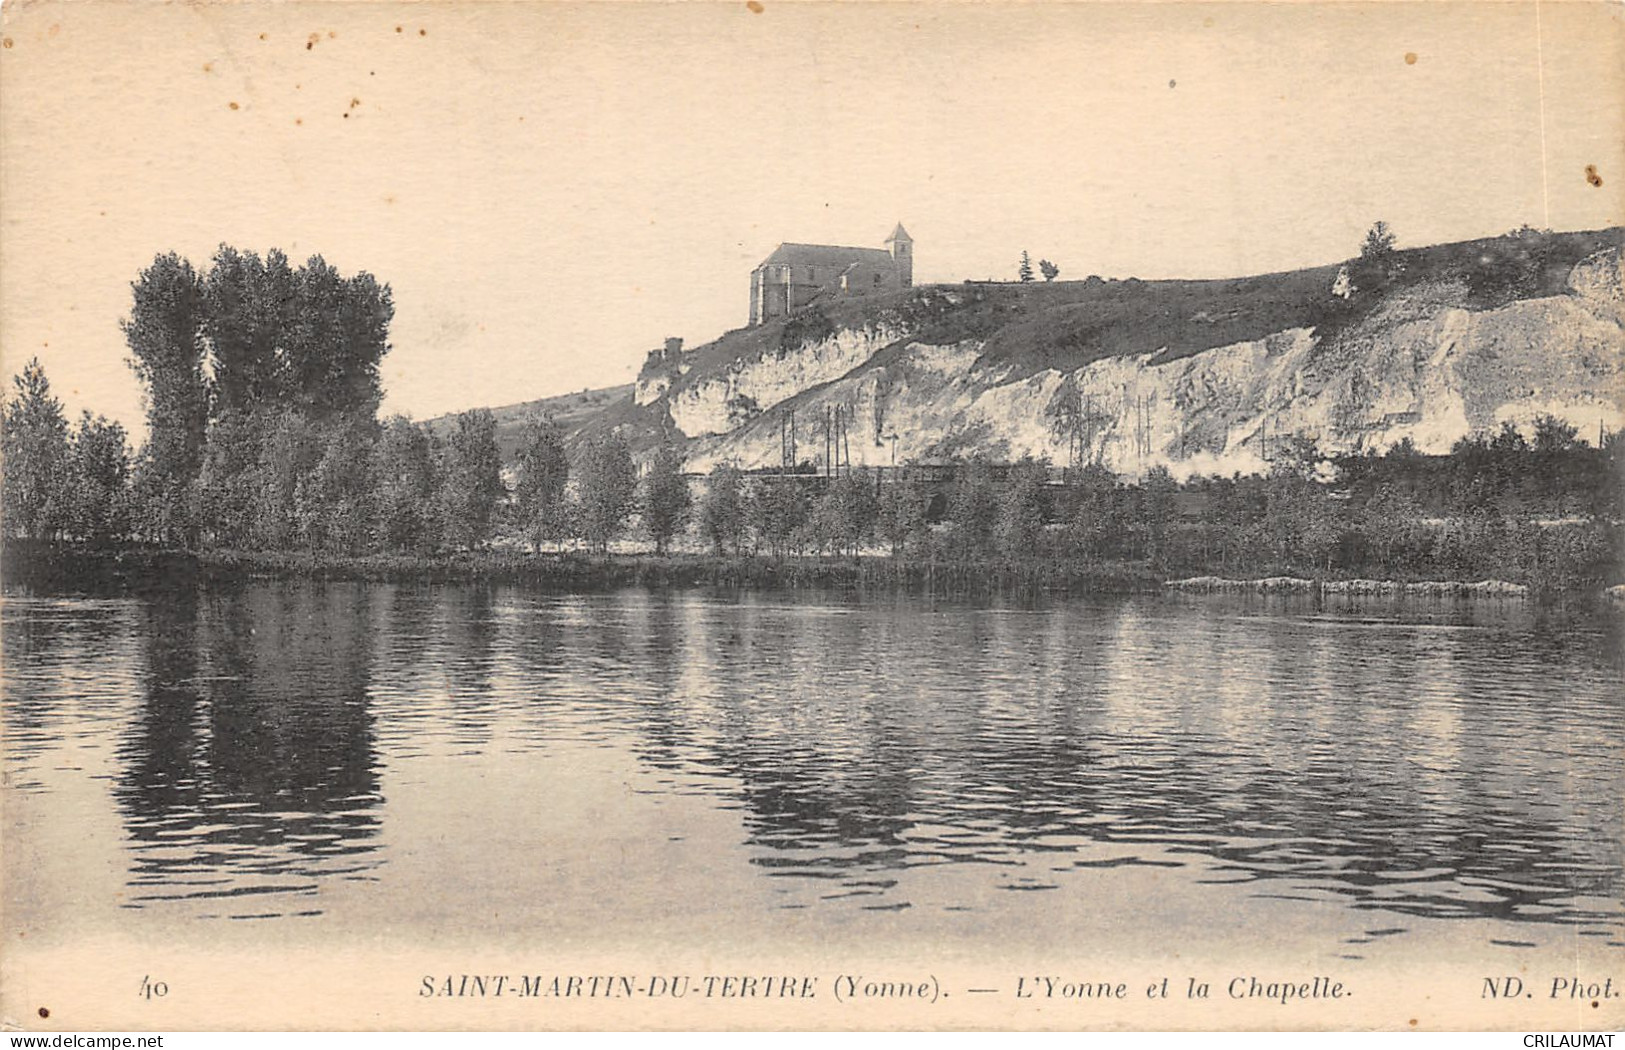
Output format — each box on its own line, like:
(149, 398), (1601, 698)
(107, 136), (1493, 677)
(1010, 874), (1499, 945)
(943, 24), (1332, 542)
(756, 243), (896, 269)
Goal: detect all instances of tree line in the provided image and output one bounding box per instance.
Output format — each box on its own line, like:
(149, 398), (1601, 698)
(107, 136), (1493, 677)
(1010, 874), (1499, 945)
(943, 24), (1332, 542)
(1, 348), (700, 557)
(3, 246), (1618, 590)
(0, 247), (693, 557)
(684, 428), (1619, 592)
(5, 326), (1618, 591)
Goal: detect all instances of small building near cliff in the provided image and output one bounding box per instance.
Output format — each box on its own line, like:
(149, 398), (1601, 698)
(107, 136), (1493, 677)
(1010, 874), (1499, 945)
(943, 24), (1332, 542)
(635, 337), (686, 406)
(748, 224), (913, 326)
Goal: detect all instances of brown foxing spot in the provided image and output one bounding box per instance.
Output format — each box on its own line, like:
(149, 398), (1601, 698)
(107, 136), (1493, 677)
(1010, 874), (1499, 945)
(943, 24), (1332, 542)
(1586, 164), (1603, 187)
(1405, 52), (1417, 64)
(229, 101), (239, 110)
(2, 38), (13, 49)
(38, 1008), (49, 1019)
(746, 0), (764, 11)
(419, 27), (427, 35)
(203, 61), (213, 72)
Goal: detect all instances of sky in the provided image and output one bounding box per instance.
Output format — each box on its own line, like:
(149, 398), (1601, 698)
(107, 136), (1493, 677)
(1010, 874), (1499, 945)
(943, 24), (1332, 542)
(1, 0), (1621, 438)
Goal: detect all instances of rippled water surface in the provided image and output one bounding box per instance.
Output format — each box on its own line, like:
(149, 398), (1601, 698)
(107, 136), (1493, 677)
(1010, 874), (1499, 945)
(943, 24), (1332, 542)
(5, 582), (1622, 961)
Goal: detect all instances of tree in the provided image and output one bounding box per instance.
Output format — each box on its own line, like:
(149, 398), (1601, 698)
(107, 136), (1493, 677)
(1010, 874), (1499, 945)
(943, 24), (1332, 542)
(67, 412), (132, 542)
(746, 475), (806, 557)
(699, 462), (746, 555)
(1039, 259), (1060, 282)
(253, 410), (322, 549)
(203, 245), (291, 417)
(1271, 435), (1325, 482)
(947, 459), (999, 555)
(438, 409), (505, 550)
(512, 414), (571, 549)
(375, 416), (440, 553)
(814, 469), (880, 560)
(1532, 413), (1581, 452)
(1489, 419), (1528, 453)
(284, 256), (393, 424)
(1136, 464), (1179, 567)
(575, 429), (636, 553)
(298, 420), (378, 554)
(1061, 462), (1115, 561)
(1359, 482), (1425, 572)
(995, 457), (1050, 558)
(1361, 221), (1397, 259)
(641, 441), (691, 555)
(1, 358), (71, 540)
(195, 410), (264, 547)
(1018, 251), (1035, 283)
(878, 469), (931, 556)
(124, 253), (209, 541)
(1384, 436), (1421, 461)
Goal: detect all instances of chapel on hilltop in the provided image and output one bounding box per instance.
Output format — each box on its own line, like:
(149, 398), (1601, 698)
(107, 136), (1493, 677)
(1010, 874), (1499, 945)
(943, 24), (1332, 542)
(748, 224), (913, 326)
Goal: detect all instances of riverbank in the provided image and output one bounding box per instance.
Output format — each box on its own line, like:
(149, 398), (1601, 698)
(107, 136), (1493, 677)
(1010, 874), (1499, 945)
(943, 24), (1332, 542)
(1, 542), (1163, 596)
(4, 540), (1619, 601)
(1164, 576), (1533, 597)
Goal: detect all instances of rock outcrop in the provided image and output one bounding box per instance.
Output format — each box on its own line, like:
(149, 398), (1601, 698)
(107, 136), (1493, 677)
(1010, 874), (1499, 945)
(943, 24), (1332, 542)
(651, 241), (1624, 476)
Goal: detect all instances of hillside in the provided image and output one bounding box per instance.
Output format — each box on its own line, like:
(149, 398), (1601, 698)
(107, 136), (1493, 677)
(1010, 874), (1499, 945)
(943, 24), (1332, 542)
(453, 226), (1624, 477)
(634, 226), (1624, 476)
(424, 383), (633, 460)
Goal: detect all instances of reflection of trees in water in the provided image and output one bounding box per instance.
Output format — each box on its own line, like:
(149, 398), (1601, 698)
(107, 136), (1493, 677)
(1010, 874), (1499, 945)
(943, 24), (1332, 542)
(114, 583), (382, 916)
(2, 598), (137, 771)
(615, 596), (1622, 930)
(613, 593), (688, 772)
(438, 584), (501, 747)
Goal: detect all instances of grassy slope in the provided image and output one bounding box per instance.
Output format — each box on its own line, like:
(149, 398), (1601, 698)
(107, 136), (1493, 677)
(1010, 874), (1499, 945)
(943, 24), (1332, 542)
(424, 383), (634, 460)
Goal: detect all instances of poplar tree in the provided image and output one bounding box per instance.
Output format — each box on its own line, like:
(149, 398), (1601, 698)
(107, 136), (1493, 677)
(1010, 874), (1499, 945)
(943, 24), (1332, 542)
(513, 414), (571, 549)
(1, 358), (72, 540)
(438, 409), (505, 550)
(575, 430), (637, 553)
(641, 441), (691, 555)
(124, 253), (208, 540)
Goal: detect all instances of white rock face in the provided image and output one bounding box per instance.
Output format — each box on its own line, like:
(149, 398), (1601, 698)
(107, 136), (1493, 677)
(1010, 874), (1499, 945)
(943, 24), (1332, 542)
(634, 374), (670, 406)
(675, 250), (1625, 477)
(667, 324), (906, 438)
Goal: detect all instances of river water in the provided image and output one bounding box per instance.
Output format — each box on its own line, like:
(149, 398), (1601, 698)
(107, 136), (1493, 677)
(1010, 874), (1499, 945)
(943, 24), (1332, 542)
(4, 581), (1622, 975)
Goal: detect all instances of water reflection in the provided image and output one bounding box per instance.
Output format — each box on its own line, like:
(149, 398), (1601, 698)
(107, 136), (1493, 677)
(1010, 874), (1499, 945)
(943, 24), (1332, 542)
(3, 583), (1621, 946)
(606, 594), (1624, 934)
(113, 584), (383, 921)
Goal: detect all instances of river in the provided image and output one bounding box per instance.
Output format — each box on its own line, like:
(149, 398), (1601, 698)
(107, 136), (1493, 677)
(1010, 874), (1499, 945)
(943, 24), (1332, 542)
(3, 581), (1621, 1024)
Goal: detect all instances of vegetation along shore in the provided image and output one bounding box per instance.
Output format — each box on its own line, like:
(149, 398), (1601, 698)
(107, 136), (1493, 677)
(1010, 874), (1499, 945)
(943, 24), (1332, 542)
(3, 239), (1621, 601)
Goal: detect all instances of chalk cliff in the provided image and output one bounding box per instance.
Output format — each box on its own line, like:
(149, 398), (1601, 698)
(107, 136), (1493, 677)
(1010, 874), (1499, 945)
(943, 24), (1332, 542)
(474, 228), (1623, 477)
(628, 230), (1624, 477)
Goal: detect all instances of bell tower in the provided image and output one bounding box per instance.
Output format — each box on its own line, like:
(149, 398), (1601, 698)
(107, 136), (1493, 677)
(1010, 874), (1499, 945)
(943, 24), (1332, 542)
(885, 222), (914, 287)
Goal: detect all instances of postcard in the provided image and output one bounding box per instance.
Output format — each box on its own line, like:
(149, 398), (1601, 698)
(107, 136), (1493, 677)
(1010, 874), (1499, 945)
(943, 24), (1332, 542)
(2, 0), (1621, 1033)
